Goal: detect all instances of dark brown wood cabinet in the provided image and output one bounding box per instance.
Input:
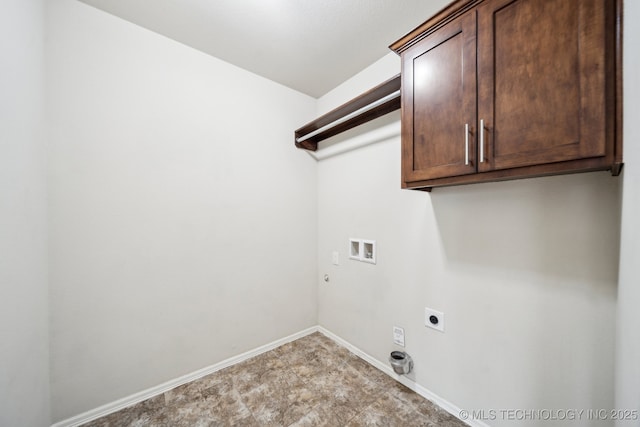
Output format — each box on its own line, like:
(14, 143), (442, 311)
(391, 0), (622, 191)
(401, 11), (477, 182)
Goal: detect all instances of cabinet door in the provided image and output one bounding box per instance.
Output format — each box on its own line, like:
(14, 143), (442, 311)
(477, 0), (607, 172)
(401, 11), (477, 184)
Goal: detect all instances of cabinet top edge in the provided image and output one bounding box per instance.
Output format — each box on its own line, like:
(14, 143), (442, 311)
(389, 0), (482, 54)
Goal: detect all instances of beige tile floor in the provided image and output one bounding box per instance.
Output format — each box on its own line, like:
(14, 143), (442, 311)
(83, 332), (466, 426)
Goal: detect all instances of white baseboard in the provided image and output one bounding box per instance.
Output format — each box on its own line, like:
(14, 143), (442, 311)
(317, 327), (490, 427)
(51, 326), (318, 427)
(52, 325), (487, 427)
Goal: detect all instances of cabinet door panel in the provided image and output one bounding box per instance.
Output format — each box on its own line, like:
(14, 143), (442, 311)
(402, 12), (477, 183)
(477, 0), (607, 172)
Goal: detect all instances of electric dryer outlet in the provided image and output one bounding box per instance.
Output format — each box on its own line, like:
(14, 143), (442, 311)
(425, 308), (444, 332)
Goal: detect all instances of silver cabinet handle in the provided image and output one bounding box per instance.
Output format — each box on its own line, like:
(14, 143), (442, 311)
(479, 119), (484, 163)
(465, 123), (469, 166)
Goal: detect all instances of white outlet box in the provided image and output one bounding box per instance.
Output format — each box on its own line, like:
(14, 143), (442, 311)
(393, 326), (405, 347)
(349, 238), (361, 260)
(348, 238), (376, 264)
(425, 308), (445, 332)
(362, 240), (376, 264)
(332, 251), (339, 265)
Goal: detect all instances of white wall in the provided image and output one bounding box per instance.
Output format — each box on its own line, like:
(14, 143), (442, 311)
(46, 0), (317, 421)
(0, 0), (50, 426)
(317, 54), (620, 426)
(615, 0), (640, 424)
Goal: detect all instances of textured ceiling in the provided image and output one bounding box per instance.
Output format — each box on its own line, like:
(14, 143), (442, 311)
(78, 0), (448, 97)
